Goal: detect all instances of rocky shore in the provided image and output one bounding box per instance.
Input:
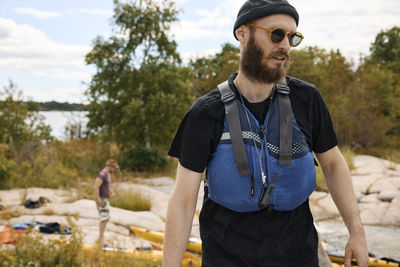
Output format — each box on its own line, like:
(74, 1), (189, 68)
(0, 155), (399, 261)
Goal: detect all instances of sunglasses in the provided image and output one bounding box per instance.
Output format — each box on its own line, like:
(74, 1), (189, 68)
(246, 23), (304, 47)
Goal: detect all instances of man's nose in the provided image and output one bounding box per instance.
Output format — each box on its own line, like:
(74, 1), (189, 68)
(278, 34), (291, 52)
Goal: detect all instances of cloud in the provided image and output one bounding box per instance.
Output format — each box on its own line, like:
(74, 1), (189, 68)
(181, 48), (220, 63)
(13, 8), (61, 19)
(171, 20), (230, 41)
(172, 1), (235, 41)
(290, 0), (400, 61)
(0, 18), (91, 81)
(79, 8), (113, 16)
(32, 70), (92, 82)
(174, 0), (399, 64)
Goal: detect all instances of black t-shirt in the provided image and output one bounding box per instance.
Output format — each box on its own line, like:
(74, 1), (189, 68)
(168, 73), (338, 266)
(169, 73), (338, 173)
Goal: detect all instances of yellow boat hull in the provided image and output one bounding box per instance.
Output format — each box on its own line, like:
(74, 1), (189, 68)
(329, 255), (399, 267)
(130, 225), (202, 254)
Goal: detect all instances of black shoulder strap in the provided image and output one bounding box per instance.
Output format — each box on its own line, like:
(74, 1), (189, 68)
(276, 78), (292, 166)
(217, 81), (251, 176)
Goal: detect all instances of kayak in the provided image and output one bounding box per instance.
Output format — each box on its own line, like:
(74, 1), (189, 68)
(321, 240), (399, 267)
(130, 225), (202, 254)
(329, 254), (400, 267)
(133, 249), (201, 267)
(130, 226), (400, 266)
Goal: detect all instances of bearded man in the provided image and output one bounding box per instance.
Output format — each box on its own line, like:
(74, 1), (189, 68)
(162, 1), (369, 266)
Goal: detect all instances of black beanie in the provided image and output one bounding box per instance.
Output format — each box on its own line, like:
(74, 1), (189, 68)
(233, 0), (299, 40)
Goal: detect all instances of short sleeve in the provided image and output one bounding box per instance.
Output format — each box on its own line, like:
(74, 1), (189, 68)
(97, 171), (107, 181)
(168, 103), (222, 173)
(311, 89), (338, 153)
(168, 91), (224, 173)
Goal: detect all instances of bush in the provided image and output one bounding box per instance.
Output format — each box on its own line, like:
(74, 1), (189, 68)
(53, 139), (119, 177)
(0, 144), (17, 185)
(120, 146), (168, 172)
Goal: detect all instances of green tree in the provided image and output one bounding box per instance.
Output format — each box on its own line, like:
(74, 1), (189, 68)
(289, 47), (354, 98)
(85, 0), (192, 151)
(288, 46), (326, 86)
(289, 47), (393, 148)
(0, 81), (52, 148)
(368, 27), (400, 134)
(190, 43), (240, 97)
(370, 26), (400, 73)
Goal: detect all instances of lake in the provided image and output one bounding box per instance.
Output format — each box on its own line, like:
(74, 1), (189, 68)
(40, 111), (89, 140)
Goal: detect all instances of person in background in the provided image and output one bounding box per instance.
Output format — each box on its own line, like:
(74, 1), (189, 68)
(93, 159), (119, 246)
(162, 0), (369, 266)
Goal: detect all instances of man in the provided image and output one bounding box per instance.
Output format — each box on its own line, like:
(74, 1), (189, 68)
(163, 0), (369, 266)
(93, 159), (118, 246)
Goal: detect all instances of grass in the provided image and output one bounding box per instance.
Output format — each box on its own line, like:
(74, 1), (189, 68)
(80, 245), (160, 267)
(121, 157), (179, 180)
(42, 208), (57, 216)
(0, 207), (22, 220)
(66, 181), (94, 202)
(0, 226), (160, 267)
(70, 212), (80, 220)
(356, 135), (400, 164)
(111, 191), (152, 212)
(315, 166), (328, 192)
(42, 208), (79, 220)
(340, 146), (356, 170)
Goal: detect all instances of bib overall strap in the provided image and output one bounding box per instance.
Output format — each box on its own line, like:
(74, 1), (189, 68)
(217, 81), (251, 176)
(276, 78), (293, 166)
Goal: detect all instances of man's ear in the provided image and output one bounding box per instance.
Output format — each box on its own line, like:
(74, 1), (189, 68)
(235, 25), (248, 42)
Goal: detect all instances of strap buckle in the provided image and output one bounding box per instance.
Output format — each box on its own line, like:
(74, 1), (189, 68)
(276, 84), (290, 95)
(221, 91), (236, 103)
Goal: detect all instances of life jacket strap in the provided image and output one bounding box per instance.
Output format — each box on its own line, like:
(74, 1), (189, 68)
(276, 78), (293, 166)
(217, 81), (251, 176)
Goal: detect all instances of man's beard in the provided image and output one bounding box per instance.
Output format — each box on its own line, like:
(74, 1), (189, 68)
(240, 33), (290, 84)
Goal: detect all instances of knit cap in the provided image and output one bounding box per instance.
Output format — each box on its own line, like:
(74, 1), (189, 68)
(233, 0), (299, 40)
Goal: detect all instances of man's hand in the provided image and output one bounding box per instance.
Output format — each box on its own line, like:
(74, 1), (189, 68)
(344, 234), (369, 267)
(96, 198), (102, 207)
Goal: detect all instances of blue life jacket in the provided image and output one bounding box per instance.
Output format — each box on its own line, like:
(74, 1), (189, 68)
(206, 81), (316, 212)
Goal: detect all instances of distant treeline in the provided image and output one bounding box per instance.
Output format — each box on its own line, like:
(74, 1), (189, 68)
(37, 101), (88, 111)
(26, 101), (88, 111)
(0, 100), (87, 111)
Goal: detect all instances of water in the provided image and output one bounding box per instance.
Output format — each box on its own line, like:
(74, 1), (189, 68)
(39, 111), (89, 140)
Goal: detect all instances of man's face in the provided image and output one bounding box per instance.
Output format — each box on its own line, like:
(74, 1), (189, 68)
(240, 14), (296, 84)
(108, 166), (116, 173)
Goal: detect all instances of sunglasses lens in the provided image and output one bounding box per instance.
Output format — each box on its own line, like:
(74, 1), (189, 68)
(270, 29), (285, 43)
(290, 33), (303, 47)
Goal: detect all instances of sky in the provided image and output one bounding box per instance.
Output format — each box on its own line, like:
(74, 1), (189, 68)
(0, 0), (398, 103)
